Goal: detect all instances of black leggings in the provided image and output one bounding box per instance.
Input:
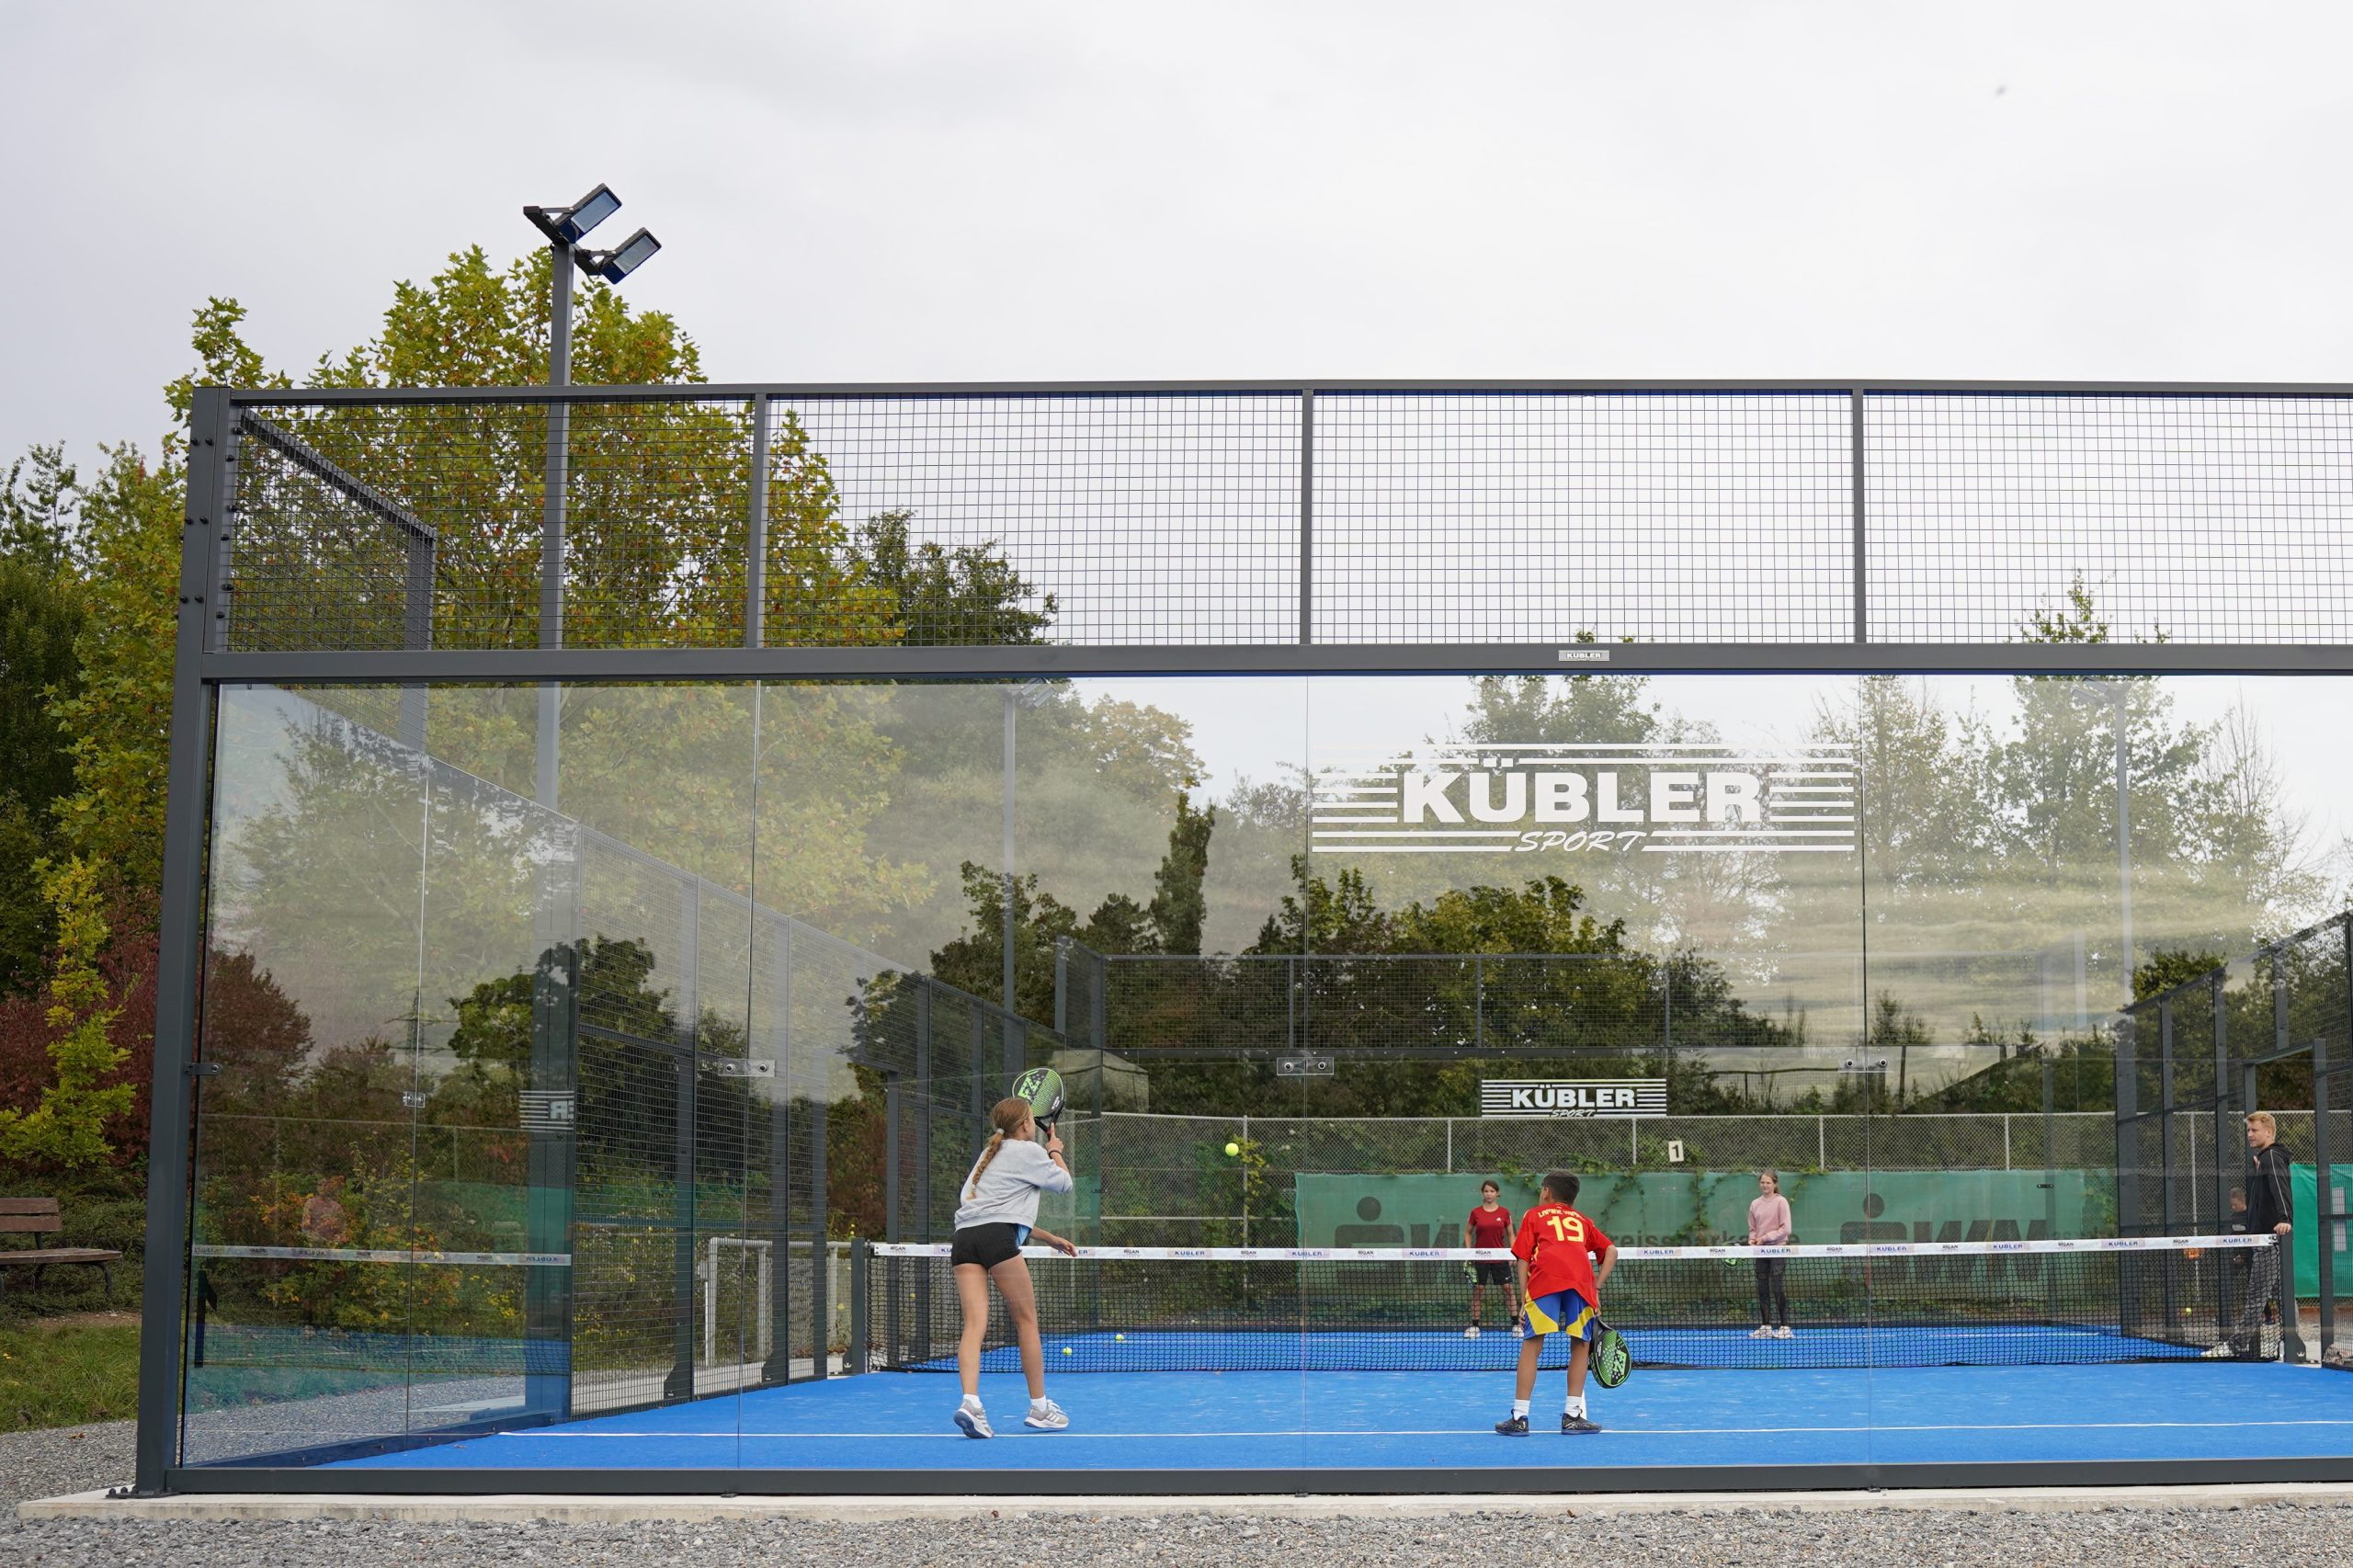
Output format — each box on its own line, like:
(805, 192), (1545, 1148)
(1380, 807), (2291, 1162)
(1754, 1258), (1789, 1326)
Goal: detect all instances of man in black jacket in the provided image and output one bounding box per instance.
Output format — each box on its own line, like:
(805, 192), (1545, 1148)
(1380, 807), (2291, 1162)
(2208, 1111), (2294, 1358)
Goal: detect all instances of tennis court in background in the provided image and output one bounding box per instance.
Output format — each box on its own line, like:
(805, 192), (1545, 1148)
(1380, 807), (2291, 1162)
(321, 1233), (2351, 1478)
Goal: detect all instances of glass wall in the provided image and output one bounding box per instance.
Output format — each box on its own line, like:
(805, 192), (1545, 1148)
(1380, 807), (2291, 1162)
(179, 670), (2348, 1478)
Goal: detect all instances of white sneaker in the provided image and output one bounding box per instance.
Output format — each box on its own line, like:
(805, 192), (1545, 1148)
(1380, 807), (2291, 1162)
(1773, 1325), (1793, 1340)
(1750, 1324), (1775, 1339)
(2200, 1342), (2234, 1359)
(1465, 1325), (1482, 1338)
(953, 1402), (994, 1438)
(1025, 1398), (1070, 1431)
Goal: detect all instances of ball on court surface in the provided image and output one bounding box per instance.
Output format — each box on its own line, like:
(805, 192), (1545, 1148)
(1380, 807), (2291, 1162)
(1225, 1141), (1240, 1156)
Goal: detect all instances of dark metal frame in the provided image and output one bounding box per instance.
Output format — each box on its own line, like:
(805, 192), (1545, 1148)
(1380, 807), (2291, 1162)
(136, 379), (2353, 1498)
(2120, 911), (2349, 1365)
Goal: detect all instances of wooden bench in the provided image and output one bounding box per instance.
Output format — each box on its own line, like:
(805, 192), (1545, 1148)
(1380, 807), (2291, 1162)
(0, 1198), (121, 1305)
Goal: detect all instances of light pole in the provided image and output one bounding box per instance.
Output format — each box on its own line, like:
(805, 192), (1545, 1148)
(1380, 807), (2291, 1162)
(515, 187), (662, 1422)
(521, 185), (662, 809)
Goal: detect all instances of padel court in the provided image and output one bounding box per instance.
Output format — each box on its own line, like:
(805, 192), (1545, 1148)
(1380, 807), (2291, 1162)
(331, 1358), (2344, 1474)
(142, 382), (2353, 1497)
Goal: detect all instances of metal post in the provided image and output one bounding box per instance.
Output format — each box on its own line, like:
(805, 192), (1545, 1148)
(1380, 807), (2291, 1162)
(2113, 684), (2133, 996)
(2042, 1055), (2058, 1239)
(2116, 1014), (2143, 1237)
(846, 1236), (870, 1376)
(1003, 691), (1017, 1016)
(2314, 1027), (2334, 1362)
(2218, 979), (2236, 1244)
(536, 244), (574, 811)
(972, 1010), (989, 1141)
(882, 1073), (901, 1363)
(666, 887), (701, 1402)
(745, 393), (770, 648)
(1473, 953), (1483, 1057)
(1850, 389), (1868, 644)
(132, 387), (233, 1497)
(399, 511), (432, 751)
(809, 1098), (829, 1375)
(762, 915), (793, 1385)
(914, 984), (935, 1366)
(1299, 389), (1314, 646)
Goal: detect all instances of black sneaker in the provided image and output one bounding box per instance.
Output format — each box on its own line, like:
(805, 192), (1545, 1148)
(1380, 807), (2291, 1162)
(1562, 1413), (1600, 1434)
(1495, 1414), (1530, 1436)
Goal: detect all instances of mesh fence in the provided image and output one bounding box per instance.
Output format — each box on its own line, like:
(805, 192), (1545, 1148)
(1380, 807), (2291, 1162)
(1077, 1110), (2123, 1251)
(1864, 393), (2353, 643)
(217, 387), (2353, 653)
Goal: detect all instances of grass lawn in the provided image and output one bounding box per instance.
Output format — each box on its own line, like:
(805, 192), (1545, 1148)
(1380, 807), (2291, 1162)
(0, 1312), (140, 1432)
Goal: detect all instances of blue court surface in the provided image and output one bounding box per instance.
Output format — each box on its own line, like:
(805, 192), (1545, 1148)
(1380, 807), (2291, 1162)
(334, 1356), (2353, 1474)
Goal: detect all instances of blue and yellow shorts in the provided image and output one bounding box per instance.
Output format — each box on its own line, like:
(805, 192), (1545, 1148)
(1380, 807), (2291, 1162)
(1520, 1289), (1598, 1342)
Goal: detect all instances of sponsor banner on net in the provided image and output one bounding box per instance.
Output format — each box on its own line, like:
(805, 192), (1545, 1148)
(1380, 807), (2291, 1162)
(1308, 742), (1857, 856)
(1481, 1078), (1668, 1118)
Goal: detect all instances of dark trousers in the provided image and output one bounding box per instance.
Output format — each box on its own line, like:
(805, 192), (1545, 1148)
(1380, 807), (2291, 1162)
(1755, 1257), (1789, 1326)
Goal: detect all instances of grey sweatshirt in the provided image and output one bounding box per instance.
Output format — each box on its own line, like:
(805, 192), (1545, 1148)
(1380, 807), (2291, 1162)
(953, 1137), (1075, 1232)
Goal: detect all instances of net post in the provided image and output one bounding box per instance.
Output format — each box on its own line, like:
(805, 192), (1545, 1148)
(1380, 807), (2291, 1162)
(847, 1237), (870, 1375)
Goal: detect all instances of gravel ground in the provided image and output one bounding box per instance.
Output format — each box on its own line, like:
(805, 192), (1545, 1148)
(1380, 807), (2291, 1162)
(8, 1423), (2353, 1566)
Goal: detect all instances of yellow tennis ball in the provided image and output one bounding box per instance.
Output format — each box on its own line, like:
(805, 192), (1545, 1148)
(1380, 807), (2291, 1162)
(1063, 1346), (1074, 1355)
(1115, 1333), (1126, 1341)
(1225, 1142), (1240, 1156)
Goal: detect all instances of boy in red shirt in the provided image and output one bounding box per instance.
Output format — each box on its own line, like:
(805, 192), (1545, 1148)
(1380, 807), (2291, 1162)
(1462, 1179), (1520, 1337)
(1495, 1169), (1616, 1435)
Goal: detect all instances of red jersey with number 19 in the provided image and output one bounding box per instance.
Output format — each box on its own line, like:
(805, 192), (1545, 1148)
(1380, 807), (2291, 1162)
(1513, 1202), (1610, 1303)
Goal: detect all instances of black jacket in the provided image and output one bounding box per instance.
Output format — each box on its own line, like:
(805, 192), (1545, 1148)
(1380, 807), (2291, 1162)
(2247, 1142), (2293, 1233)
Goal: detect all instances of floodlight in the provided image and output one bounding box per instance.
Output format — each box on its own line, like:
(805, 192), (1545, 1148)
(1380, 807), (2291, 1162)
(523, 182), (622, 246)
(580, 228), (661, 283)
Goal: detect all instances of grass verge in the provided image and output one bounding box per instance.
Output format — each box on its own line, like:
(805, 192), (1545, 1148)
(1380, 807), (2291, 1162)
(0, 1314), (140, 1432)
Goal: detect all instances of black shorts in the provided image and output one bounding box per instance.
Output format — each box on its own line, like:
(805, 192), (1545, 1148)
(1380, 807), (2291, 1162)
(1472, 1261), (1515, 1287)
(949, 1222), (1031, 1269)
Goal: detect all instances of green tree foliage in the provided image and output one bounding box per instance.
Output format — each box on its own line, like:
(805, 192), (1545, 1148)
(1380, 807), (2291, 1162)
(0, 484), (85, 993)
(0, 858), (133, 1166)
(858, 510), (1056, 645)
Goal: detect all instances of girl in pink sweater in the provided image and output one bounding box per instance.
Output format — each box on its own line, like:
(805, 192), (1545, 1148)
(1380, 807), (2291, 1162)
(1747, 1170), (1793, 1339)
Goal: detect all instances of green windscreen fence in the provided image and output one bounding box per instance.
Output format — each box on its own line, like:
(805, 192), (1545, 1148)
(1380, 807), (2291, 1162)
(1295, 1170), (2113, 1252)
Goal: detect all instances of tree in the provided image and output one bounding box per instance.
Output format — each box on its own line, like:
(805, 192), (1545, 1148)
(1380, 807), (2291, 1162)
(0, 547), (85, 993)
(858, 510), (1056, 645)
(0, 858), (133, 1166)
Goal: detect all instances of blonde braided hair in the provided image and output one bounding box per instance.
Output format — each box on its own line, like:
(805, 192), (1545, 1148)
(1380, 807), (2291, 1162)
(967, 1096), (1036, 1200)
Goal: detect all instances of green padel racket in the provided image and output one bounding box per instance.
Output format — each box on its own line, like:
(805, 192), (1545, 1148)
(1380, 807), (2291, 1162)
(1592, 1321), (1631, 1389)
(1010, 1065), (1066, 1139)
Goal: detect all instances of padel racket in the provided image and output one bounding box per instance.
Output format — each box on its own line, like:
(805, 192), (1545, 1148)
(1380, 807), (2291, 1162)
(1011, 1065), (1066, 1140)
(1592, 1320), (1631, 1388)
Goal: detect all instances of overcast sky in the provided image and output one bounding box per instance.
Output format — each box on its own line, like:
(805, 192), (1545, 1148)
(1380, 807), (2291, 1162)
(6, 0), (2351, 466)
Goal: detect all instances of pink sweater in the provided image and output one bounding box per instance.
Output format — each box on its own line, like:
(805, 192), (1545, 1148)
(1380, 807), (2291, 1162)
(1748, 1193), (1791, 1245)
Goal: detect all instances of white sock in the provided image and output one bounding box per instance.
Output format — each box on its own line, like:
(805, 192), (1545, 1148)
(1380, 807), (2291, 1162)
(1510, 1399), (1529, 1418)
(961, 1392), (983, 1409)
(1030, 1395), (1051, 1411)
(1565, 1394), (1586, 1417)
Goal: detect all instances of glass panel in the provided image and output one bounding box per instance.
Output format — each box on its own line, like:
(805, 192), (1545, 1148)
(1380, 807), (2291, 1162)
(177, 670), (2353, 1483)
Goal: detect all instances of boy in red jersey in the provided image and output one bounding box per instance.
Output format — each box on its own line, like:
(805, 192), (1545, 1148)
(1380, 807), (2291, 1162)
(1462, 1179), (1520, 1337)
(1495, 1169), (1616, 1435)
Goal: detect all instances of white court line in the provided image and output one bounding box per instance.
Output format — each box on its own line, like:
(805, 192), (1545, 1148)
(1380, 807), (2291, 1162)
(496, 1418), (2353, 1441)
